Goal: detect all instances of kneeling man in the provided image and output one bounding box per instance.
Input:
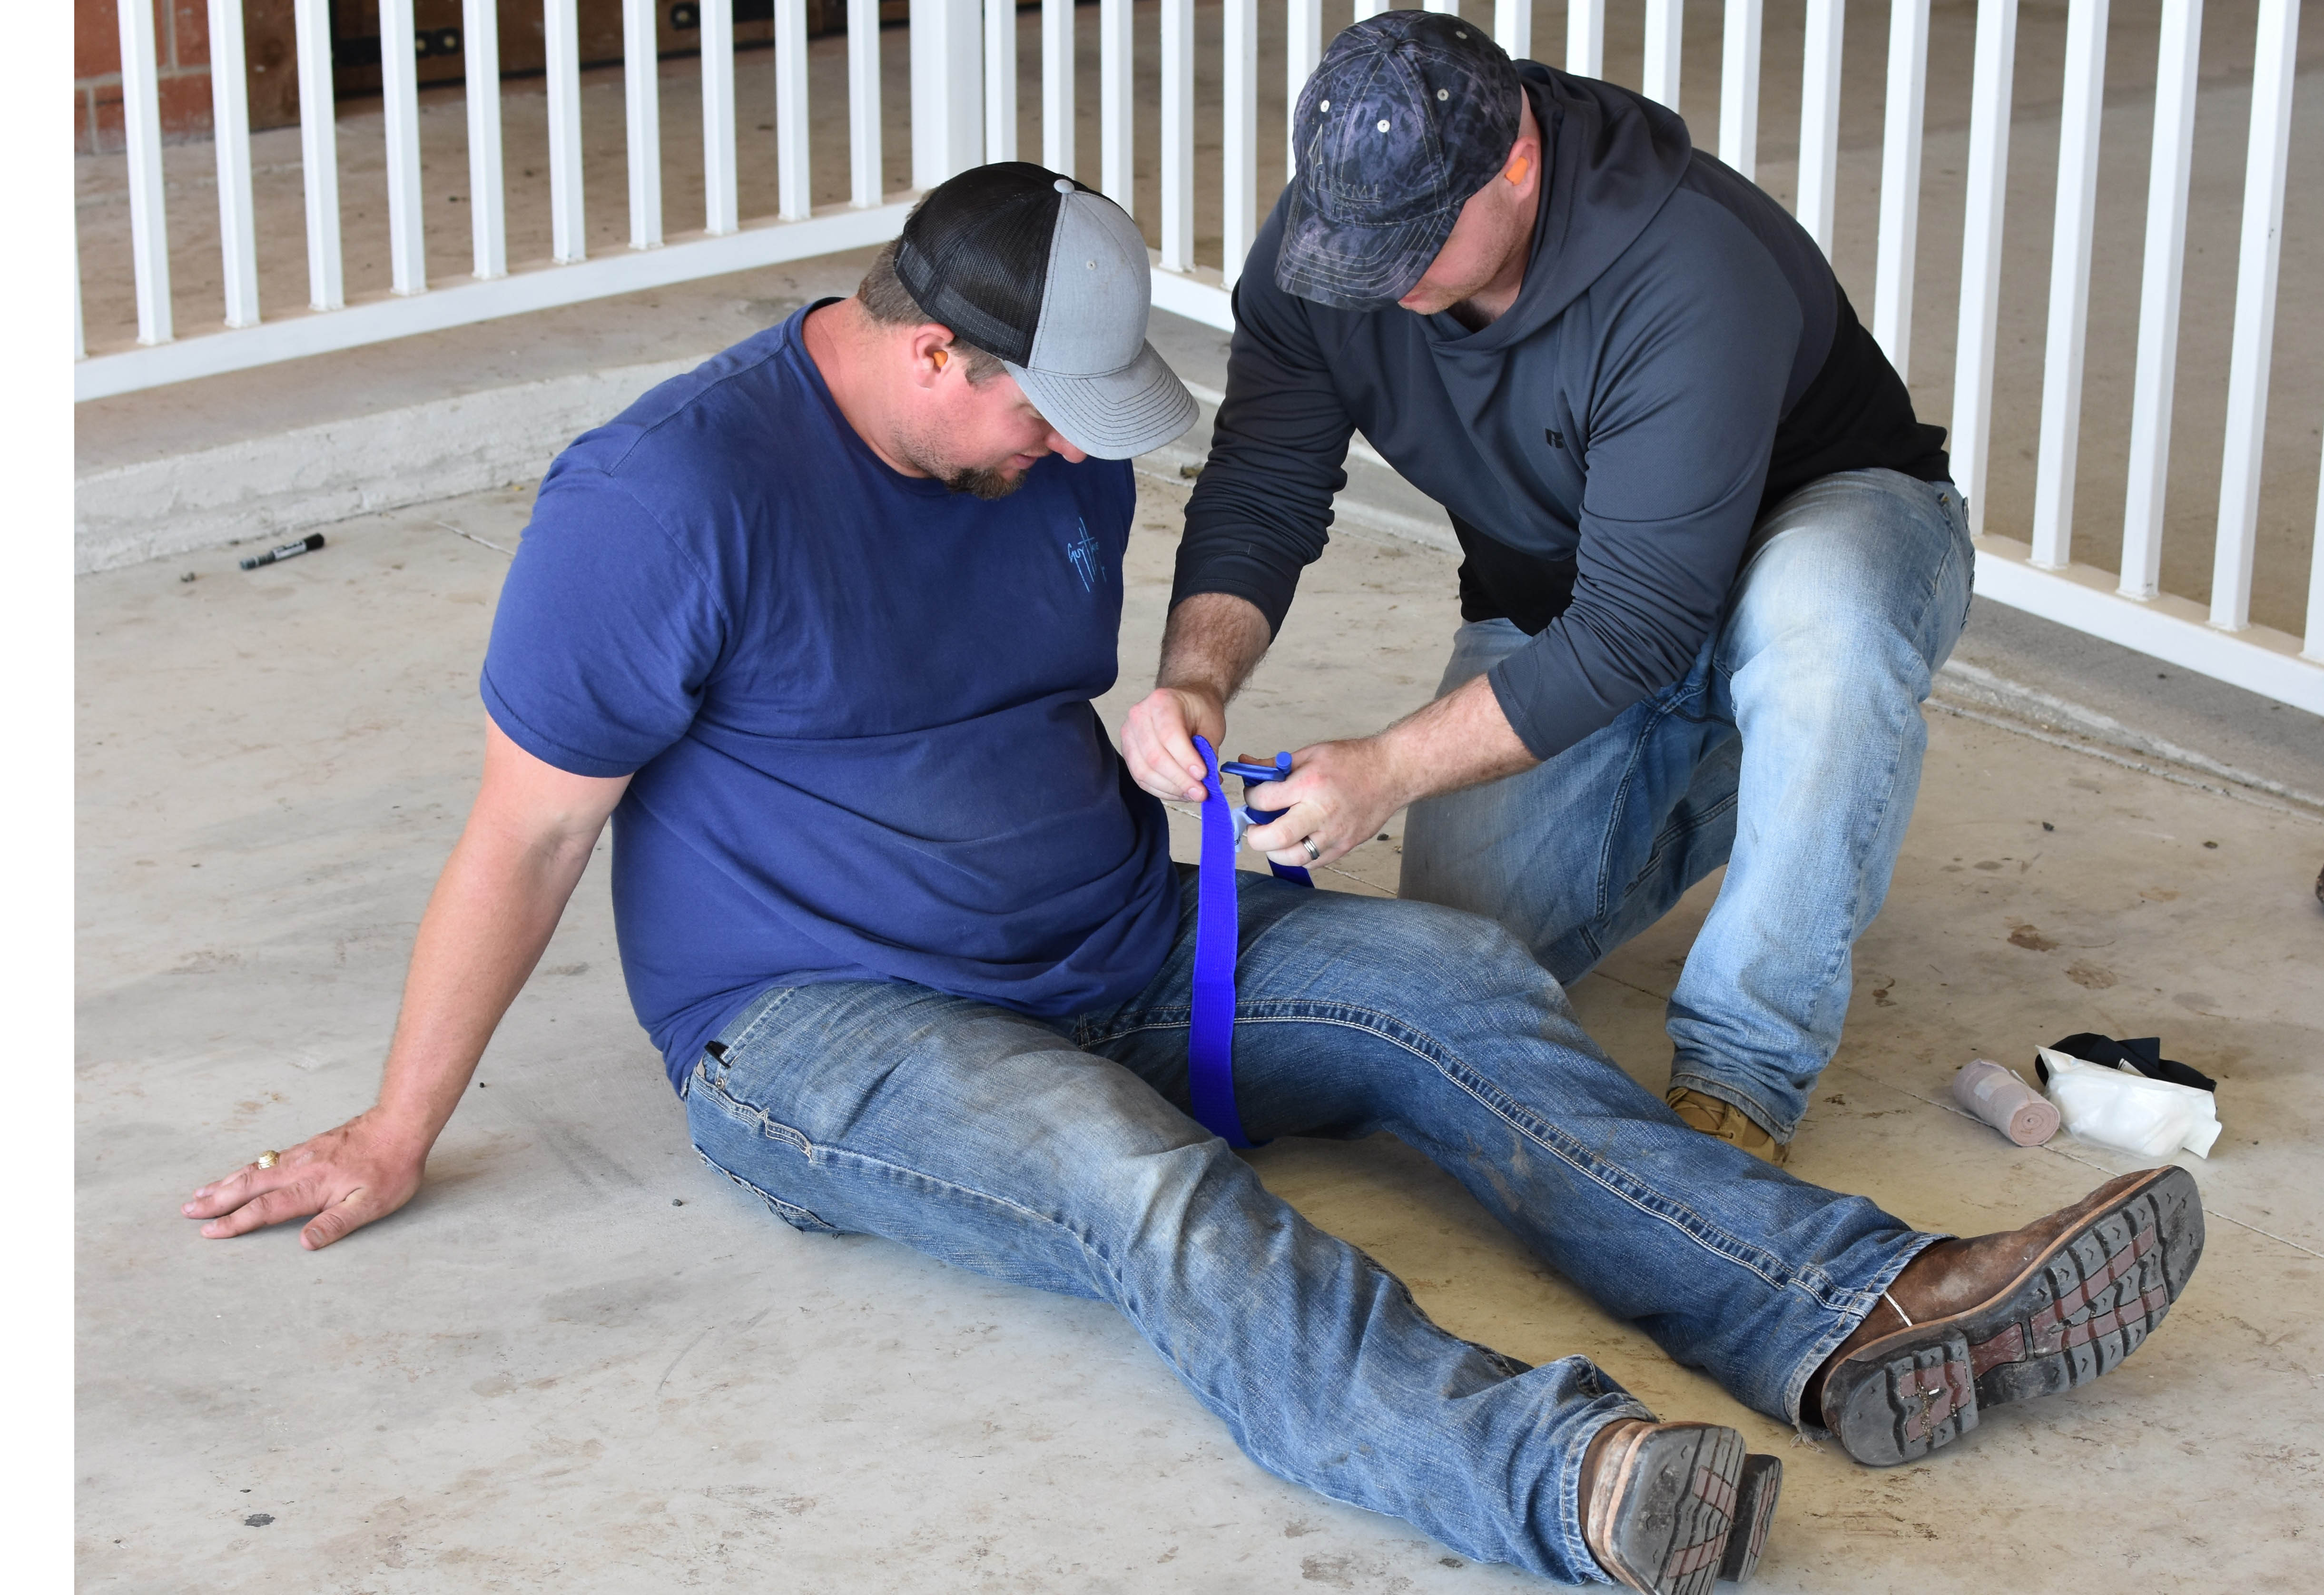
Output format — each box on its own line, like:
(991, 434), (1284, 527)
(186, 166), (2203, 1593)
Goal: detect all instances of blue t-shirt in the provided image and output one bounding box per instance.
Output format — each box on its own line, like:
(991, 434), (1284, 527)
(481, 307), (1180, 1090)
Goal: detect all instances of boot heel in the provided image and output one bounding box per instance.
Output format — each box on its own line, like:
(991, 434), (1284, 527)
(1585, 1422), (1748, 1595)
(1715, 1454), (1782, 1585)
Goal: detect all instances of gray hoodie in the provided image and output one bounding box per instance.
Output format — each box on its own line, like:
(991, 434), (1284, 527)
(1173, 63), (1948, 760)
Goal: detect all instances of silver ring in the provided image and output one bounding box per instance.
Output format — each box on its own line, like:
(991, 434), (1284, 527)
(1302, 837), (1321, 862)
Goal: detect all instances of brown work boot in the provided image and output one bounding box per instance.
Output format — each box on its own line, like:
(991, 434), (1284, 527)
(1578, 1419), (1783, 1593)
(1665, 1086), (1790, 1165)
(1805, 1165), (2204, 1466)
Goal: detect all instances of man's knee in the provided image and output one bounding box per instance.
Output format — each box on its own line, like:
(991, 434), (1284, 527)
(1297, 893), (1574, 1018)
(1728, 476), (1970, 682)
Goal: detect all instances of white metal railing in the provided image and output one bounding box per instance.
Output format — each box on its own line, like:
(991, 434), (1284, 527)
(76, 1), (2323, 713)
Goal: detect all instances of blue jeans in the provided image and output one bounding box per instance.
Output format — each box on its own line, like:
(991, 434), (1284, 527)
(686, 871), (1933, 1583)
(1402, 469), (1975, 1141)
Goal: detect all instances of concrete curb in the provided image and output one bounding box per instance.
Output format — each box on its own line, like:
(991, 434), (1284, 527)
(75, 357), (1462, 580)
(73, 356), (706, 575)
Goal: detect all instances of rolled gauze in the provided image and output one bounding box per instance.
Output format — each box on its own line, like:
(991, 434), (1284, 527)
(1951, 1058), (2061, 1146)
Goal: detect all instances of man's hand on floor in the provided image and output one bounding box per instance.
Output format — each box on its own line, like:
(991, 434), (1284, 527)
(182, 1109), (427, 1250)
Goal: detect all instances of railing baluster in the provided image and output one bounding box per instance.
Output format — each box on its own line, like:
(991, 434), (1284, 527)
(2211, 0), (2301, 632)
(1287, 0), (1321, 185)
(380, 0), (429, 292)
(1871, 0), (1926, 374)
(625, 0), (664, 248)
(2119, 0), (2203, 601)
(116, 0), (171, 344)
(1352, 0), (1389, 20)
(464, 0), (507, 276)
(1720, 0), (1762, 177)
(1568, 0), (1605, 77)
(1422, 0), (1458, 14)
(544, 0), (585, 263)
(984, 0), (1017, 164)
(1795, 0), (1844, 252)
(2306, 432), (2324, 661)
(1223, 0), (1257, 283)
(1101, 0), (1133, 211)
(292, 0), (344, 311)
(703, 0), (739, 233)
(74, 232), (87, 360)
(778, 0), (813, 217)
(851, 0), (885, 206)
(1950, 0), (2018, 535)
(1493, 0), (1531, 59)
(207, 0), (260, 327)
(2029, 0), (2110, 569)
(1162, 0), (1193, 270)
(1644, 0), (1684, 112)
(911, 0), (983, 188)
(1043, 0), (1075, 177)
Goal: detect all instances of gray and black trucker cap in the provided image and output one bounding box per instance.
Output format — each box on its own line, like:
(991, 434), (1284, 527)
(896, 163), (1197, 460)
(1277, 13), (1524, 312)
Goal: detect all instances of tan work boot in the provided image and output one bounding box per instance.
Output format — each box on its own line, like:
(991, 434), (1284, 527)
(1665, 1086), (1790, 1165)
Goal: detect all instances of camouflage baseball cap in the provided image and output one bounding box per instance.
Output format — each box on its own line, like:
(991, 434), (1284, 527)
(1276, 13), (1525, 313)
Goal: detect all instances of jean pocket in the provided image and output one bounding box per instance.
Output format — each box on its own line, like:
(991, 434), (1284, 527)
(697, 1147), (843, 1234)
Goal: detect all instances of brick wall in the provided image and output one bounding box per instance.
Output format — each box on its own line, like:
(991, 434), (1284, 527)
(76, 0), (885, 158)
(76, 0), (301, 155)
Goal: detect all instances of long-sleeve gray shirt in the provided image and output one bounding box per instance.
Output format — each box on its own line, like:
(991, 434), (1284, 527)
(1172, 63), (1947, 760)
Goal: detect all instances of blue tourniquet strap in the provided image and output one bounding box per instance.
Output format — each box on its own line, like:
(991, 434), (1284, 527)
(1187, 736), (1312, 1148)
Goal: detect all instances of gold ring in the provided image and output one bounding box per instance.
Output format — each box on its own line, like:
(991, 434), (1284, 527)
(1302, 837), (1321, 862)
(254, 1150), (279, 1170)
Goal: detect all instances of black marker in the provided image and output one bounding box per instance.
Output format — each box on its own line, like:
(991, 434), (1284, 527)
(240, 533), (325, 571)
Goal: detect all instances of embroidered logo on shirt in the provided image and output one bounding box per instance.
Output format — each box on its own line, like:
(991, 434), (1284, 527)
(1545, 428), (1566, 451)
(1066, 520), (1107, 592)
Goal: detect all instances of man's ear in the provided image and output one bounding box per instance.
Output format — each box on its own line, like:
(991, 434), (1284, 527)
(905, 325), (959, 390)
(1502, 99), (1542, 194)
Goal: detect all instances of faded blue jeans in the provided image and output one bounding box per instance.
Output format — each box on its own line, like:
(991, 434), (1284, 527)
(1403, 469), (1976, 1142)
(685, 870), (1934, 1583)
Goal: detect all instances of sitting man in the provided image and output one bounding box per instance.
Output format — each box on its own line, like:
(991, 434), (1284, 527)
(184, 165), (2204, 1593)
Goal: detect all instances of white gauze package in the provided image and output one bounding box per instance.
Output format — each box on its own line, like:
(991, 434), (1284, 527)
(2038, 1047), (2221, 1159)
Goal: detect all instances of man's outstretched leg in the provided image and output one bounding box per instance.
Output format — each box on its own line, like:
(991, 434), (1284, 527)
(684, 977), (1687, 1585)
(1094, 880), (2204, 1478)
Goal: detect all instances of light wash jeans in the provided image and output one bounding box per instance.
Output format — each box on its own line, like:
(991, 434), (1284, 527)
(1402, 469), (1975, 1142)
(686, 870), (1934, 1583)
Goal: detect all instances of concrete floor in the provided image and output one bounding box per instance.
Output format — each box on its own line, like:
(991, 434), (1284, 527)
(77, 462), (2324, 1589)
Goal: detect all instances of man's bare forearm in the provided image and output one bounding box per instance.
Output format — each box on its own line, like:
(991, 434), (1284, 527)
(1157, 592), (1273, 706)
(367, 813), (607, 1153)
(1377, 673), (1538, 798)
(186, 727), (629, 1247)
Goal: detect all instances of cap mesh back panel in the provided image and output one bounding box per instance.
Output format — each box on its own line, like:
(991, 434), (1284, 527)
(896, 163), (1074, 365)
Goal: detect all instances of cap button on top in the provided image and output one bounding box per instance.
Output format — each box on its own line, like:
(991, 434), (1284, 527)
(1054, 177), (1074, 194)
